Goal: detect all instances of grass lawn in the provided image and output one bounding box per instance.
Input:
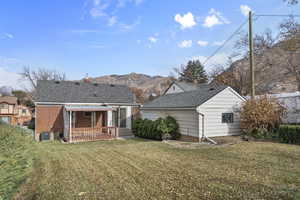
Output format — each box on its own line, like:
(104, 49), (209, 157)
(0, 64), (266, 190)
(1, 125), (300, 199)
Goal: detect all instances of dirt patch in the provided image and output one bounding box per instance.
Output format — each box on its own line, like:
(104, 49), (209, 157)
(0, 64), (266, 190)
(164, 136), (244, 149)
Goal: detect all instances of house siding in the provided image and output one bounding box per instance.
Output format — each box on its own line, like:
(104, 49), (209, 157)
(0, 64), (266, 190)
(197, 87), (245, 137)
(36, 105), (64, 137)
(165, 83), (184, 95)
(142, 109), (199, 137)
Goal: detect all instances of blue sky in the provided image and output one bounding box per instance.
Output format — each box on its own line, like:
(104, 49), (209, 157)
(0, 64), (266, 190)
(0, 0), (299, 89)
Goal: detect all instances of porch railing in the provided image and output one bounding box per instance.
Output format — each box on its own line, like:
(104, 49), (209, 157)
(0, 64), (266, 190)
(70, 127), (118, 142)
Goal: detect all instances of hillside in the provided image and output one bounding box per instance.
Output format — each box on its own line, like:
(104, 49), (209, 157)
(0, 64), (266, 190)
(223, 43), (299, 95)
(89, 73), (174, 102)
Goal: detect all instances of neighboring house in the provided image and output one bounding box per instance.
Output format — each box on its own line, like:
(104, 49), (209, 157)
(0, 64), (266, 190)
(142, 82), (245, 141)
(247, 92), (300, 124)
(0, 96), (18, 125)
(0, 96), (32, 125)
(34, 80), (138, 142)
(163, 81), (208, 95)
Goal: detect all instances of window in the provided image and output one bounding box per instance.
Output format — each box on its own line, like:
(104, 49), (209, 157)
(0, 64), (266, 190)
(120, 108), (127, 128)
(84, 112), (91, 117)
(22, 109), (26, 115)
(0, 103), (8, 109)
(112, 110), (118, 127)
(222, 113), (234, 123)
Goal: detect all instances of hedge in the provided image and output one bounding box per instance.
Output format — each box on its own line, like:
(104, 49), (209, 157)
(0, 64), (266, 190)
(277, 125), (300, 144)
(132, 116), (180, 140)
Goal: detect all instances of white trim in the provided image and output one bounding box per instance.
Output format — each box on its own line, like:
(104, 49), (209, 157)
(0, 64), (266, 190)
(227, 87), (247, 101)
(141, 107), (195, 110)
(35, 102), (139, 106)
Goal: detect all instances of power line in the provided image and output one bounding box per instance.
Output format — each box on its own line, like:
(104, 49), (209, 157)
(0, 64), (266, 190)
(256, 14), (300, 17)
(202, 13), (300, 66)
(203, 18), (249, 65)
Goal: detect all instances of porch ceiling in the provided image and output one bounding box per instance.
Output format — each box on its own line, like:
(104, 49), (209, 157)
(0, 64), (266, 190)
(64, 105), (115, 111)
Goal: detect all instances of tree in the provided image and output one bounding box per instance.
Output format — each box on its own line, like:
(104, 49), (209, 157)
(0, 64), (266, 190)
(284, 0), (298, 5)
(12, 90), (34, 108)
(278, 17), (300, 90)
(175, 60), (208, 84)
(0, 86), (12, 96)
(21, 66), (67, 90)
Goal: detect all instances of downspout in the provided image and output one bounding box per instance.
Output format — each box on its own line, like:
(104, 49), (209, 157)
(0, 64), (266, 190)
(196, 110), (217, 145)
(197, 111), (205, 143)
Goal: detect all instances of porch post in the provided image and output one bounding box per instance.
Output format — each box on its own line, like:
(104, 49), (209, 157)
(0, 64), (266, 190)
(69, 111), (72, 143)
(107, 110), (112, 127)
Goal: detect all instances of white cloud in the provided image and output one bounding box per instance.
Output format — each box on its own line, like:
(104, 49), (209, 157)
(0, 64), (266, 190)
(120, 17), (141, 31)
(240, 5), (252, 17)
(0, 68), (30, 90)
(197, 40), (209, 47)
(90, 2), (109, 18)
(0, 33), (14, 40)
(117, 0), (144, 7)
(148, 36), (157, 43)
(108, 16), (117, 26)
(174, 12), (196, 29)
(191, 53), (229, 68)
(203, 9), (230, 28)
(212, 40), (225, 46)
(178, 40), (192, 48)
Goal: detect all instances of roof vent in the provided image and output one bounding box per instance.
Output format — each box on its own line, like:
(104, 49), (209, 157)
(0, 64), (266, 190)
(110, 84), (115, 87)
(55, 81), (60, 84)
(75, 82), (80, 85)
(93, 83), (98, 86)
(209, 88), (215, 91)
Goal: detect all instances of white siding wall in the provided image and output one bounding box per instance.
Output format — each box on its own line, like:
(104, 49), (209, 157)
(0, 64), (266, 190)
(165, 83), (184, 94)
(142, 109), (199, 137)
(197, 87), (245, 137)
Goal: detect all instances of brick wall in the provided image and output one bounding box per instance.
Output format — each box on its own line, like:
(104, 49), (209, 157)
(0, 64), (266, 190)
(36, 105), (64, 137)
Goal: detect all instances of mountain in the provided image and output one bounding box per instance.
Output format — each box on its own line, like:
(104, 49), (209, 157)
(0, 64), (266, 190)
(221, 41), (299, 95)
(89, 73), (174, 102)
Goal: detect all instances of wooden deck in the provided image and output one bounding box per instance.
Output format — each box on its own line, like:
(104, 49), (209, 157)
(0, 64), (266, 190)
(70, 127), (118, 142)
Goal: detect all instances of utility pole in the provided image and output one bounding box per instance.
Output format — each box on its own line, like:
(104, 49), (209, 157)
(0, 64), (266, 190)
(249, 11), (255, 99)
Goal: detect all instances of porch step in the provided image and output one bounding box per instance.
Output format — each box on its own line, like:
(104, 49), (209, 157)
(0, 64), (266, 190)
(118, 128), (133, 137)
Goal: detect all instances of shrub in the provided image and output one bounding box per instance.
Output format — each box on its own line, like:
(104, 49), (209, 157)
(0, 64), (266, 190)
(277, 125), (300, 144)
(132, 119), (162, 140)
(240, 95), (286, 138)
(157, 116), (180, 140)
(133, 116), (180, 140)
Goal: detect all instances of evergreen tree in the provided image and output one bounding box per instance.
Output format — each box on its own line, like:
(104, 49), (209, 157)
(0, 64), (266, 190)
(178, 60), (208, 83)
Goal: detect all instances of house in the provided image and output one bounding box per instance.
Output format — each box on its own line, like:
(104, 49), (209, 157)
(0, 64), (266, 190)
(34, 80), (138, 142)
(0, 96), (18, 124)
(0, 96), (32, 126)
(141, 82), (246, 141)
(163, 81), (208, 95)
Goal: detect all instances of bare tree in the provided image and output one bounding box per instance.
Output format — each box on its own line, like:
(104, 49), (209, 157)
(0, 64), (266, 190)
(278, 17), (300, 90)
(284, 0), (299, 5)
(0, 86), (13, 96)
(21, 66), (67, 90)
(234, 29), (277, 57)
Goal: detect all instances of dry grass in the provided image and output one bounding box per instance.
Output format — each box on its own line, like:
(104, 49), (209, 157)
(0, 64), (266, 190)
(1, 125), (300, 200)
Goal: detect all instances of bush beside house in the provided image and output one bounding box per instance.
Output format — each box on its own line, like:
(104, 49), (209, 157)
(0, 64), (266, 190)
(133, 116), (180, 140)
(277, 125), (300, 144)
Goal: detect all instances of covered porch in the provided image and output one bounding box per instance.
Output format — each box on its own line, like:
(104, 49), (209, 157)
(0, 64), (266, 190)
(63, 105), (129, 143)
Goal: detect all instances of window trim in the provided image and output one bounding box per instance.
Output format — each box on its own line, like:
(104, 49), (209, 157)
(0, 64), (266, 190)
(222, 113), (234, 123)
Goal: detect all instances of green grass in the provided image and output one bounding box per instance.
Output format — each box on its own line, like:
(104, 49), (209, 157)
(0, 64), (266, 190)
(1, 125), (300, 199)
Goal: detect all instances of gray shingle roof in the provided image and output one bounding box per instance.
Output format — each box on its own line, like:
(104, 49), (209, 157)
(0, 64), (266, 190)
(175, 81), (208, 92)
(35, 80), (136, 104)
(143, 85), (228, 108)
